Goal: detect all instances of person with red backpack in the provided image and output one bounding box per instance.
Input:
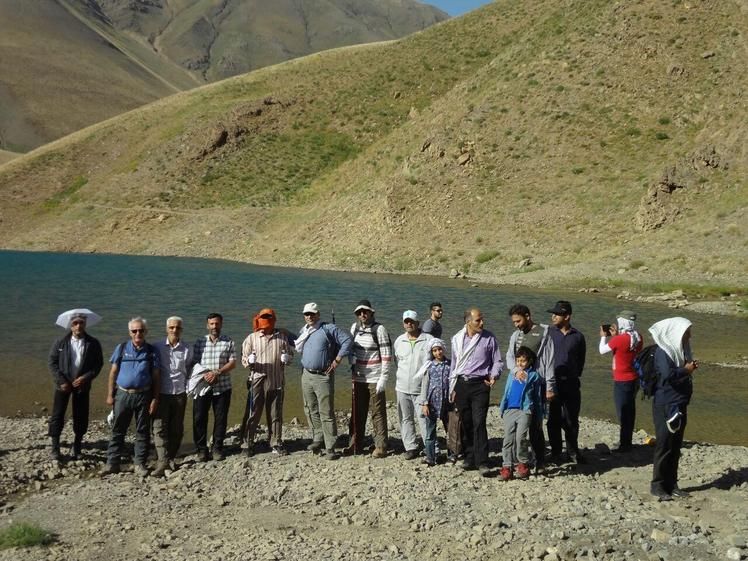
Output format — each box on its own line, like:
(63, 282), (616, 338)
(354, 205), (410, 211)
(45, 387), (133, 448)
(599, 310), (644, 453)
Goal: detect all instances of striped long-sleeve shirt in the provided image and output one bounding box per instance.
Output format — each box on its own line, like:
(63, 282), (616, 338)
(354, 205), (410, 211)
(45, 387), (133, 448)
(241, 330), (294, 388)
(349, 321), (392, 384)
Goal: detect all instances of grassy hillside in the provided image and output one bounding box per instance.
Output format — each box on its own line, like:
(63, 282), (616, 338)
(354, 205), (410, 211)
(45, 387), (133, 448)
(0, 0), (446, 150)
(0, 151), (19, 166)
(0, 0), (745, 294)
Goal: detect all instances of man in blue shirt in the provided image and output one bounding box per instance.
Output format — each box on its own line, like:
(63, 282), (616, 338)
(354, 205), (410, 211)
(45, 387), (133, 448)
(296, 303), (352, 460)
(102, 317), (161, 476)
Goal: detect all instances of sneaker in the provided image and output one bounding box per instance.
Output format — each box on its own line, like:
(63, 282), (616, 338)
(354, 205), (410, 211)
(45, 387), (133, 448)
(478, 464), (491, 477)
(100, 463), (120, 476)
(169, 459), (178, 471)
(272, 445), (288, 456)
(133, 464), (149, 477)
(152, 460), (169, 478)
(423, 458), (436, 467)
(671, 487), (691, 498)
(500, 466), (512, 481)
(447, 452), (457, 464)
(212, 448), (225, 462)
(462, 460), (477, 471)
(244, 445), (255, 457)
(403, 449), (419, 461)
(69, 443), (82, 461)
(371, 447), (387, 459)
(307, 441), (324, 453)
(516, 463), (530, 479)
(197, 450), (211, 463)
(325, 449), (340, 461)
(49, 447), (62, 462)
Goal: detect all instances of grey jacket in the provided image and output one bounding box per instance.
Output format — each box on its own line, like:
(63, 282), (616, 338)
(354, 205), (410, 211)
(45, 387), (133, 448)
(505, 324), (556, 393)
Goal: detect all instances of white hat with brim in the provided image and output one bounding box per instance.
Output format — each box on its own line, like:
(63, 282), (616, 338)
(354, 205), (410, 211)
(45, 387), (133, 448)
(303, 302), (320, 314)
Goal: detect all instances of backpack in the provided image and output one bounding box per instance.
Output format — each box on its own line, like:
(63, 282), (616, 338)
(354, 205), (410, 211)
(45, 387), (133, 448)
(352, 321), (390, 357)
(634, 344), (658, 399)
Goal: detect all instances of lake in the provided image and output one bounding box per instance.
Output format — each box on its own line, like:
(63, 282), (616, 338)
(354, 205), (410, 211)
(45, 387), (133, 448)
(1, 250), (745, 446)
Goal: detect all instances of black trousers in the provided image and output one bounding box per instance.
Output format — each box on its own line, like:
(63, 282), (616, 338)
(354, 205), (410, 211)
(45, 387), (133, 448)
(547, 378), (581, 455)
(652, 402), (687, 494)
(529, 412), (545, 465)
(614, 380), (638, 448)
(455, 377), (491, 467)
(193, 389), (232, 453)
(48, 388), (90, 439)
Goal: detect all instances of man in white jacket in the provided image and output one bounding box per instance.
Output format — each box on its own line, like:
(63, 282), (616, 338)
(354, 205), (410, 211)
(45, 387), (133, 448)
(393, 310), (434, 460)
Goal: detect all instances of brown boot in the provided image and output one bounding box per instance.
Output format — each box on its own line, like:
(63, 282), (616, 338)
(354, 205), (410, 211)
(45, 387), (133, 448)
(152, 460), (169, 477)
(372, 447), (387, 459)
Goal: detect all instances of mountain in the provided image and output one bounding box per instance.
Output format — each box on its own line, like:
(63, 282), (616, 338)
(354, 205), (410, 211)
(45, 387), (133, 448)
(0, 0), (448, 151)
(0, 0), (745, 294)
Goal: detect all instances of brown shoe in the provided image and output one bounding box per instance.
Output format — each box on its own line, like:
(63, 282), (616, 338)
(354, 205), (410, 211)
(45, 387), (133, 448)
(152, 460), (169, 477)
(372, 447), (388, 459)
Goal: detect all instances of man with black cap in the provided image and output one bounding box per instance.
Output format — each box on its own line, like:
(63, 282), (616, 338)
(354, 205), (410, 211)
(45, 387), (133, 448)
(547, 300), (587, 464)
(347, 299), (392, 458)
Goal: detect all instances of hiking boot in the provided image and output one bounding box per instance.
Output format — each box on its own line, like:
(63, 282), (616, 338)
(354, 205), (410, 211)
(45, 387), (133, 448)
(478, 464), (491, 477)
(371, 447), (387, 459)
(500, 466), (512, 481)
(212, 448), (225, 461)
(49, 437), (62, 461)
(101, 463), (120, 476)
(403, 449), (419, 461)
(134, 464), (149, 477)
(651, 489), (672, 502)
(272, 445), (288, 456)
(152, 460), (169, 478)
(325, 449), (340, 461)
(516, 463), (530, 479)
(307, 441), (324, 454)
(671, 487), (691, 499)
(197, 450), (211, 463)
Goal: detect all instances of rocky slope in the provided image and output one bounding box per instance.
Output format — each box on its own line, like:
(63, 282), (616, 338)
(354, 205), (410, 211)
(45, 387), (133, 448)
(0, 0), (447, 150)
(0, 0), (744, 297)
(0, 411), (746, 561)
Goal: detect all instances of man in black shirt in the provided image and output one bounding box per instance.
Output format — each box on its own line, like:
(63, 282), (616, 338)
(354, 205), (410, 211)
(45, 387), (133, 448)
(546, 300), (586, 464)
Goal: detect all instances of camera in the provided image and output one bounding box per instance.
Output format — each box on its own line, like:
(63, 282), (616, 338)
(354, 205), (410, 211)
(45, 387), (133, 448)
(601, 324), (612, 336)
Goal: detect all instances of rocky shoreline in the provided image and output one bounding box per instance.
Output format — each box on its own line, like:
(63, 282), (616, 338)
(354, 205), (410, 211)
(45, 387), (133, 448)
(0, 408), (746, 561)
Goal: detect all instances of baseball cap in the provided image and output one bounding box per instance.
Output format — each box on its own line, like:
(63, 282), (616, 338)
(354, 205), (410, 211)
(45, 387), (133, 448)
(547, 300), (572, 316)
(402, 310), (418, 322)
(303, 303), (319, 314)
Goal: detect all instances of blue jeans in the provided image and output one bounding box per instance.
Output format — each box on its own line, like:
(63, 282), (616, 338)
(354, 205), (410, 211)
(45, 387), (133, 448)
(614, 380), (638, 448)
(107, 390), (150, 466)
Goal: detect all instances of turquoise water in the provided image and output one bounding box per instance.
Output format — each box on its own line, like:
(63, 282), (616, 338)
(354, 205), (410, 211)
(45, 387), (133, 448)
(1, 250), (746, 445)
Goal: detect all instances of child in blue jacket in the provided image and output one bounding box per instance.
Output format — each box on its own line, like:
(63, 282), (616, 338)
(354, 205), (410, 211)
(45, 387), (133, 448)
(499, 346), (544, 480)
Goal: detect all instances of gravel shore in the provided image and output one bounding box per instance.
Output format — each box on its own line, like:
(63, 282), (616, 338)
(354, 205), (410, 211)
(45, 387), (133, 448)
(0, 407), (746, 561)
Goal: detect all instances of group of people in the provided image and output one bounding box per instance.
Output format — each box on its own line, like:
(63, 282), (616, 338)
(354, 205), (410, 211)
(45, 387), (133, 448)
(47, 299), (698, 500)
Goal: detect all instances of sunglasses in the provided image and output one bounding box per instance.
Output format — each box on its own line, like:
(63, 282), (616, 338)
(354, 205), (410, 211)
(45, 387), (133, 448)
(303, 312), (317, 317)
(71, 320), (86, 326)
(355, 309), (371, 316)
(130, 328), (146, 334)
(260, 314), (274, 319)
(167, 325), (182, 330)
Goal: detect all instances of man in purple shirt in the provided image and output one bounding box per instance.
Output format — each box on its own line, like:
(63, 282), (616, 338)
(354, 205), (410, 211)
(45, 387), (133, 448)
(449, 308), (504, 475)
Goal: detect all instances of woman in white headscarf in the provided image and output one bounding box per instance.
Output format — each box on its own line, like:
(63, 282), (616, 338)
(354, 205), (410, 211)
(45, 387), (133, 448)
(599, 310), (643, 453)
(648, 317), (698, 501)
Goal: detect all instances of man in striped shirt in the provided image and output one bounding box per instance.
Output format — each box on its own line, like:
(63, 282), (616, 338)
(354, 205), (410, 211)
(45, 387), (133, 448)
(241, 308), (295, 456)
(192, 313), (236, 462)
(346, 299), (392, 458)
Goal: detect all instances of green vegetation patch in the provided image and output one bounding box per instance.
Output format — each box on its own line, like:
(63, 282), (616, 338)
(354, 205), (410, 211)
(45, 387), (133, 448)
(42, 176), (88, 210)
(0, 522), (53, 550)
(475, 250), (500, 264)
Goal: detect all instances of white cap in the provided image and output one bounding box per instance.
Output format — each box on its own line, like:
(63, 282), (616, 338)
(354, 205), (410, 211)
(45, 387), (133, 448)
(402, 310), (418, 322)
(303, 302), (319, 314)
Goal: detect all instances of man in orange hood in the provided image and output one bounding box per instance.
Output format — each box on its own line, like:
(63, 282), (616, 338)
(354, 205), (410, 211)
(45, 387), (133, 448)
(241, 308), (294, 456)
